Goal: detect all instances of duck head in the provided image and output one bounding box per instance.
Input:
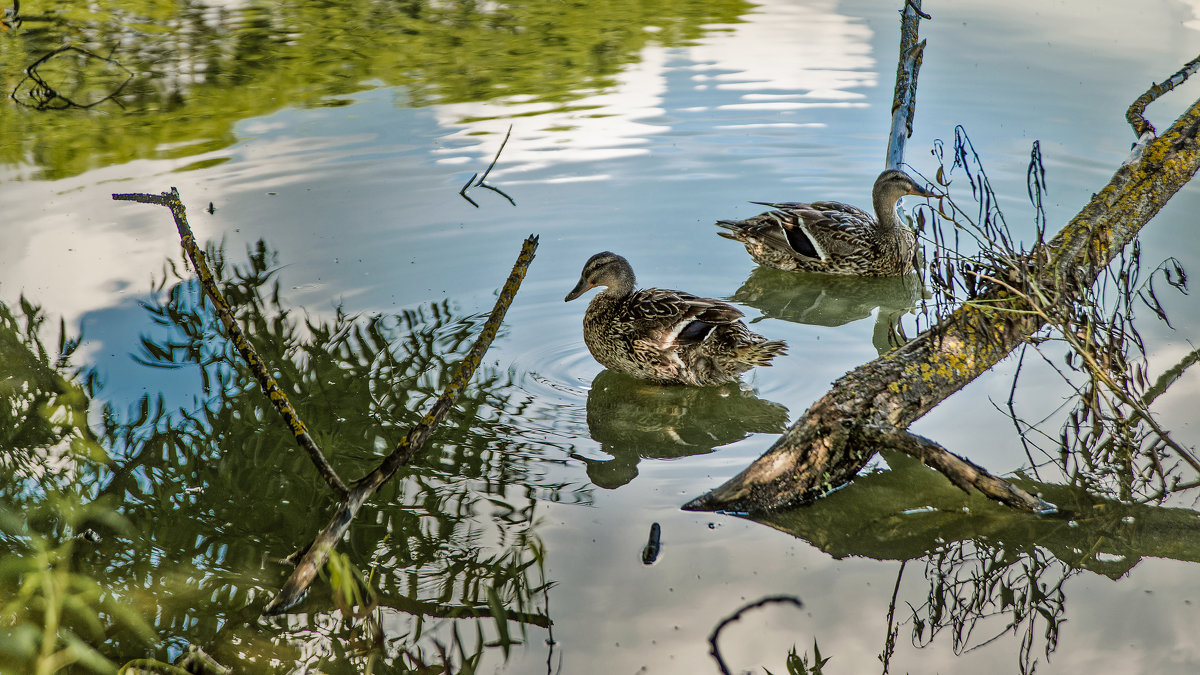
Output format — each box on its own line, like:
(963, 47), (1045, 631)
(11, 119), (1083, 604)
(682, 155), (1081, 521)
(874, 169), (935, 203)
(565, 251), (637, 301)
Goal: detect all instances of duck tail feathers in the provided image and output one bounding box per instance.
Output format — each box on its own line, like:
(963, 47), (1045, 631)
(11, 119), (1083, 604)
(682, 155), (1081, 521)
(738, 339), (787, 366)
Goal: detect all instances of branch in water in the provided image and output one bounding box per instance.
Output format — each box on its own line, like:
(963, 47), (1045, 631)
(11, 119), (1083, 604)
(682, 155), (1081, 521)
(460, 125), (517, 208)
(112, 188), (350, 498)
(263, 235), (539, 616)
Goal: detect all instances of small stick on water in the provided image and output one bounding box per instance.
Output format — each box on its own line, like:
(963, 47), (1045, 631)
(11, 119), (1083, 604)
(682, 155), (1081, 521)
(112, 188), (350, 498)
(460, 125), (517, 207)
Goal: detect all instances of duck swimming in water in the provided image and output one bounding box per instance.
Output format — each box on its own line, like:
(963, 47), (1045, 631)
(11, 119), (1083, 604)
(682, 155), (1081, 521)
(565, 252), (787, 386)
(717, 169), (934, 276)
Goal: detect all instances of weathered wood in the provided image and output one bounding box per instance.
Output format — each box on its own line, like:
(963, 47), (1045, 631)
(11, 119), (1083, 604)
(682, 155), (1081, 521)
(885, 0), (927, 171)
(683, 95), (1200, 514)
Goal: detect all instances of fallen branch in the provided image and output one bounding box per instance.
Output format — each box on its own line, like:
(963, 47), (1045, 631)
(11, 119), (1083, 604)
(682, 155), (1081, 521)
(113, 188), (539, 613)
(684, 76), (1200, 514)
(854, 425), (1052, 512)
(264, 234), (538, 615)
(112, 188), (350, 498)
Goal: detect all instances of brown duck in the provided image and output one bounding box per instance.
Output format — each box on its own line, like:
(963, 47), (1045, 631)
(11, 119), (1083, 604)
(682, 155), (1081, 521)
(565, 252), (787, 386)
(717, 169), (934, 276)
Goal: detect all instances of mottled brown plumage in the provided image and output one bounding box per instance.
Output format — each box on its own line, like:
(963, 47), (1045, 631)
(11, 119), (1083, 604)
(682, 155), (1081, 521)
(717, 169), (934, 276)
(565, 252), (787, 386)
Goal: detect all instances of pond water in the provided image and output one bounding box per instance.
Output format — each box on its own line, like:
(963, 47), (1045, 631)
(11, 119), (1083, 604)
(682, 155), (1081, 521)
(4, 0), (1200, 673)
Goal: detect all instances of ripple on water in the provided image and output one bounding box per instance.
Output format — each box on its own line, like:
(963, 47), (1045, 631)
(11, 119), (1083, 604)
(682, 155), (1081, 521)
(508, 339), (596, 405)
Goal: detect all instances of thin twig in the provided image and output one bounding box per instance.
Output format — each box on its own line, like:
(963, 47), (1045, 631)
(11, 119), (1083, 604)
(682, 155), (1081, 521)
(356, 234), (538, 490)
(975, 270), (1200, 475)
(904, 0), (932, 19)
(708, 595), (804, 675)
(879, 560), (906, 674)
(14, 45), (133, 110)
(460, 125), (517, 207)
(112, 188), (350, 497)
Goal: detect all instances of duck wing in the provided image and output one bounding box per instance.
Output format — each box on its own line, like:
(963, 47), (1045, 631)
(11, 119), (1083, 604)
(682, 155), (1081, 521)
(623, 288), (744, 348)
(749, 201), (877, 262)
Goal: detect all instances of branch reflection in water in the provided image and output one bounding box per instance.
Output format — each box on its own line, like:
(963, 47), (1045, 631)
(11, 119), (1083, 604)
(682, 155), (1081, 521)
(0, 240), (586, 672)
(755, 451), (1200, 674)
(580, 369), (788, 488)
(729, 266), (923, 354)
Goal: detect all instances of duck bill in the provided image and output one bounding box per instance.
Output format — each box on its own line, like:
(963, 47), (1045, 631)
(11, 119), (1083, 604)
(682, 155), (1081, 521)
(564, 279), (594, 302)
(909, 183), (936, 198)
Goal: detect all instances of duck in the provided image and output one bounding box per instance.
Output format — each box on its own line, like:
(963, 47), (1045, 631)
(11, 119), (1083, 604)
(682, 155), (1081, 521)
(716, 169), (934, 276)
(565, 252), (787, 386)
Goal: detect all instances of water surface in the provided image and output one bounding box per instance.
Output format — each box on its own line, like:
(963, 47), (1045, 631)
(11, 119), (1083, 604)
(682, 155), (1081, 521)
(3, 0), (1200, 673)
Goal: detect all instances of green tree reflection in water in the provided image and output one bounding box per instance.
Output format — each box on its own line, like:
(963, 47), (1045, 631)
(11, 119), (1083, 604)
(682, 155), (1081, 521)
(1, 241), (588, 672)
(0, 297), (158, 673)
(0, 0), (750, 179)
(758, 450), (1200, 675)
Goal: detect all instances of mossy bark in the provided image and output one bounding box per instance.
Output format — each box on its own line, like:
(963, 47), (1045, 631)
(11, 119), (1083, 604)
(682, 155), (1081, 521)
(684, 96), (1200, 514)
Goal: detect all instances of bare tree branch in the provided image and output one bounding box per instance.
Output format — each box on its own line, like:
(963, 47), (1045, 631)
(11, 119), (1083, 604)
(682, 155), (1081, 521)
(264, 235), (539, 615)
(112, 188), (350, 497)
(886, 0), (928, 169)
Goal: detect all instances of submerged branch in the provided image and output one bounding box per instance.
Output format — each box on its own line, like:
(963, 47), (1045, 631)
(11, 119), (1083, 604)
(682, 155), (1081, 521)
(708, 596), (804, 675)
(112, 188), (350, 498)
(855, 425), (1053, 512)
(263, 235), (539, 616)
(460, 125), (516, 208)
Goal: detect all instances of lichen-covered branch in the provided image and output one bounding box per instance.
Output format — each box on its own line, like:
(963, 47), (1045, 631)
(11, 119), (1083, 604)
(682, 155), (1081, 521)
(683, 95), (1200, 514)
(112, 188), (350, 498)
(1126, 52), (1200, 139)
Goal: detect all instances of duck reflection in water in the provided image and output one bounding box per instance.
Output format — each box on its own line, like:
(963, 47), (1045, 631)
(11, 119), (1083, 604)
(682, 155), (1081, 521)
(730, 266), (924, 354)
(579, 369), (788, 489)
